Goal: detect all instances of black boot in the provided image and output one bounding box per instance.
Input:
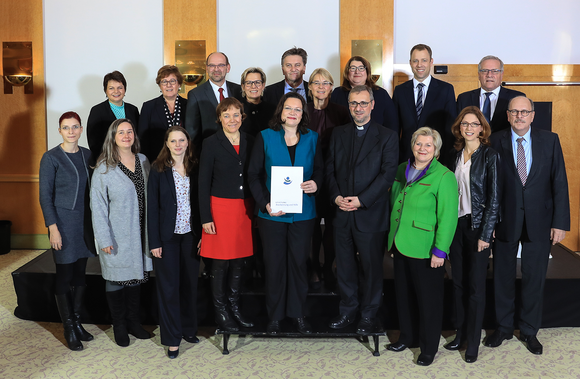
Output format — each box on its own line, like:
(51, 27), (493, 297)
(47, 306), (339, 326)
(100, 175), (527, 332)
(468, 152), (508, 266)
(55, 292), (83, 351)
(106, 289), (129, 347)
(228, 259), (254, 328)
(72, 286), (94, 341)
(211, 262), (239, 332)
(124, 285), (151, 339)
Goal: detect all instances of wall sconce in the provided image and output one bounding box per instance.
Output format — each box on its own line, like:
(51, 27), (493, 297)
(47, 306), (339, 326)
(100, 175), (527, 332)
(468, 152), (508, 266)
(175, 40), (206, 93)
(352, 40), (383, 84)
(3, 42), (33, 94)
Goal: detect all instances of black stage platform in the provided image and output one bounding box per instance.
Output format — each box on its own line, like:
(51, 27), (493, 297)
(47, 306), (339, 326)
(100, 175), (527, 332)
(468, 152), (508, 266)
(12, 245), (580, 331)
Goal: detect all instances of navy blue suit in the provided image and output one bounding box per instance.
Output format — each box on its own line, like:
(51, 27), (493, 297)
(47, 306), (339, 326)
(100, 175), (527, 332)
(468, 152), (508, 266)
(262, 79), (311, 107)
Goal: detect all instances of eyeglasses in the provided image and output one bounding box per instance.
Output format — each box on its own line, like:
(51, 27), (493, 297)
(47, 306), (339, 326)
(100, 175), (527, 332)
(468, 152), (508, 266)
(283, 106), (303, 113)
(244, 80), (263, 87)
(60, 125), (81, 131)
(460, 122), (481, 128)
(160, 79), (178, 86)
(312, 81), (332, 87)
(349, 66), (366, 72)
(348, 101), (371, 108)
(478, 69), (503, 75)
(507, 109), (533, 117)
(208, 64), (227, 70)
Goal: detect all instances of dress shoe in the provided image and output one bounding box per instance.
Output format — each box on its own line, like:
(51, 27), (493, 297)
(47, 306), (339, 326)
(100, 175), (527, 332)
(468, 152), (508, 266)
(387, 341), (408, 352)
(444, 336), (463, 350)
(167, 347), (179, 359)
(356, 317), (378, 335)
(294, 317), (313, 334)
(417, 353), (434, 366)
(183, 335), (199, 343)
(465, 353), (478, 363)
(484, 330), (513, 347)
(328, 314), (354, 329)
(520, 333), (543, 355)
(267, 320), (281, 335)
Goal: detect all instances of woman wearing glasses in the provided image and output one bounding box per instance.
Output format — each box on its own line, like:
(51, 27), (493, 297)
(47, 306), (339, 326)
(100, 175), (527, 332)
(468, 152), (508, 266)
(239, 67), (275, 137)
(306, 68), (350, 290)
(248, 92), (323, 335)
(331, 56), (398, 133)
(139, 65), (188, 162)
(444, 106), (499, 363)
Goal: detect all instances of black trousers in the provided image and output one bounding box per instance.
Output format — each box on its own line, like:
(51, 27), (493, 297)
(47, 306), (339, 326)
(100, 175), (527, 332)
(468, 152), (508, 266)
(258, 217), (316, 320)
(393, 246), (445, 356)
(334, 216), (385, 318)
(153, 232), (200, 346)
(493, 222), (551, 336)
(449, 215), (490, 354)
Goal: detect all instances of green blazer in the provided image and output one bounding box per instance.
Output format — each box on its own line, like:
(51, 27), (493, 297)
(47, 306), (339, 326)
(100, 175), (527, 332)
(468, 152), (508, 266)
(388, 158), (458, 259)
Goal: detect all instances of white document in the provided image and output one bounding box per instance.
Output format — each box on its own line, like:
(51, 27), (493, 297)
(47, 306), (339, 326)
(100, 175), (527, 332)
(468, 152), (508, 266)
(270, 166), (303, 214)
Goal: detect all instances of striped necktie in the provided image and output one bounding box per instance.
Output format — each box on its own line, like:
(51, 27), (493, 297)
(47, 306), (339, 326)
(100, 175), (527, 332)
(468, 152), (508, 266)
(416, 83), (425, 120)
(517, 137), (527, 185)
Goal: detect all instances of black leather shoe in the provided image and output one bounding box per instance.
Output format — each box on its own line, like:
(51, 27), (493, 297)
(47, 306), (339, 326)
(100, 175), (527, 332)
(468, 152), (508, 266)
(417, 353), (434, 366)
(356, 317), (378, 335)
(183, 335), (199, 343)
(484, 330), (513, 347)
(267, 320), (281, 335)
(328, 314), (354, 329)
(520, 333), (543, 355)
(168, 347), (179, 359)
(387, 341), (408, 352)
(465, 353), (478, 363)
(444, 336), (463, 350)
(294, 317), (313, 335)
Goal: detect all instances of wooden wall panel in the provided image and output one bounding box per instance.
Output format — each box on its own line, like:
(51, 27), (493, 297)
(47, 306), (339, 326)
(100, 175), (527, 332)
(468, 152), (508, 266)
(340, 0), (395, 94)
(395, 64), (580, 251)
(0, 0), (46, 240)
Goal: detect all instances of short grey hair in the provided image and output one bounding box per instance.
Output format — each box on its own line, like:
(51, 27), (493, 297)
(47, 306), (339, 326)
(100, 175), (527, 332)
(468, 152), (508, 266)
(410, 127), (442, 159)
(348, 85), (374, 102)
(478, 55), (504, 71)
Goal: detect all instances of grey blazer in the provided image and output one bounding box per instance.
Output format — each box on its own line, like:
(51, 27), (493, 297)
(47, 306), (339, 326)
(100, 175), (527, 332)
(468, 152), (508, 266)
(90, 153), (153, 281)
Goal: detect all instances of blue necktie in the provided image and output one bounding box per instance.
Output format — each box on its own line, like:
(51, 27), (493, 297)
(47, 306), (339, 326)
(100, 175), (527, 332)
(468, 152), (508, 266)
(482, 92), (492, 122)
(416, 83), (425, 120)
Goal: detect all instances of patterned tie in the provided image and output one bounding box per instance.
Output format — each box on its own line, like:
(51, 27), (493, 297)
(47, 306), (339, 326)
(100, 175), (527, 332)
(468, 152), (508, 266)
(517, 137), (527, 185)
(482, 92), (492, 122)
(416, 83), (425, 120)
(289, 88), (298, 93)
(218, 87), (224, 102)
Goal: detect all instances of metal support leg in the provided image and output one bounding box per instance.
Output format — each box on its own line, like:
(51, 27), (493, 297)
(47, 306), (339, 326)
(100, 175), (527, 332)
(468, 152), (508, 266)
(373, 336), (380, 356)
(222, 333), (230, 355)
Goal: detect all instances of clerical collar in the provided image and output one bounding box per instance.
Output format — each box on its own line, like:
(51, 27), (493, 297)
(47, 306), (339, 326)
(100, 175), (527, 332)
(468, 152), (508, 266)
(355, 121), (371, 136)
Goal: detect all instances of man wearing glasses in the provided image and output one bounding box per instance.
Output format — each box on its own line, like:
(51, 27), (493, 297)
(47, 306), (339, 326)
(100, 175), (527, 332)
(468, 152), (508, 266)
(263, 47), (311, 106)
(457, 56), (525, 133)
(487, 96), (569, 355)
(325, 85), (398, 334)
(185, 52), (242, 152)
(393, 44), (456, 163)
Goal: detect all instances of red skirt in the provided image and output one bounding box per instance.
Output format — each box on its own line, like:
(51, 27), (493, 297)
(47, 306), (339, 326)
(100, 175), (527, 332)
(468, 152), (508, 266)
(200, 196), (254, 260)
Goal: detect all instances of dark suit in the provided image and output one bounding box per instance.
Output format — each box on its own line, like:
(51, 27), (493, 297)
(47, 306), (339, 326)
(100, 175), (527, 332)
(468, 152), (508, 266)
(262, 79), (311, 107)
(87, 100), (139, 165)
(457, 87), (525, 133)
(490, 127), (569, 335)
(147, 165), (202, 346)
(138, 95), (188, 162)
(185, 80), (242, 151)
(325, 121), (399, 318)
(393, 77), (456, 162)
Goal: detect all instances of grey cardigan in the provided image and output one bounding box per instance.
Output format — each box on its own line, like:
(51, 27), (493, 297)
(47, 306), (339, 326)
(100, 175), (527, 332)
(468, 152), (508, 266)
(90, 153), (153, 281)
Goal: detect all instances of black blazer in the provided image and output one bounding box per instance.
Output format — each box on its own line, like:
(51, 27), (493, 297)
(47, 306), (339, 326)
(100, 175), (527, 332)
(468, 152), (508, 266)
(263, 79), (312, 107)
(147, 165), (202, 249)
(325, 121), (399, 233)
(456, 87), (525, 133)
(240, 97), (276, 137)
(393, 77), (457, 163)
(490, 127), (570, 242)
(87, 100), (139, 165)
(138, 95), (188, 162)
(185, 80), (242, 150)
(198, 129), (254, 224)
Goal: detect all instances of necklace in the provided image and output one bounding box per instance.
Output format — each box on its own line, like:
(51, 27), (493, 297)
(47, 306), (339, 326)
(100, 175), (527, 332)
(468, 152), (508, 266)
(228, 134), (239, 144)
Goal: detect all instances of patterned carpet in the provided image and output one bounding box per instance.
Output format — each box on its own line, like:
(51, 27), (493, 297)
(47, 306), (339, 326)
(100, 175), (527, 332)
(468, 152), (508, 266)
(1, 250), (579, 379)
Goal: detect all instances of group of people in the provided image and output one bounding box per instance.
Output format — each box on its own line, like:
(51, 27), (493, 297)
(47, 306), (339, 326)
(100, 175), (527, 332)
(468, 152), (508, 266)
(38, 44), (570, 365)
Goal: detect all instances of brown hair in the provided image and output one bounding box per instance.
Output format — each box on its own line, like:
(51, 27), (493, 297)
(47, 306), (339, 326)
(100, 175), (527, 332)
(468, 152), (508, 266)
(281, 47), (307, 66)
(451, 106), (491, 151)
(341, 56), (378, 90)
(103, 71), (127, 92)
(269, 92), (310, 134)
(95, 118), (140, 170)
(410, 44), (433, 59)
(215, 97), (246, 124)
(152, 126), (197, 174)
(155, 65), (183, 86)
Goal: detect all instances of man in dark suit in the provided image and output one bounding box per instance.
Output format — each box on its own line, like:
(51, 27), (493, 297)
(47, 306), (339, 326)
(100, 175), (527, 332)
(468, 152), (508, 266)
(456, 55), (525, 133)
(263, 47), (310, 106)
(185, 52), (242, 151)
(325, 85), (399, 334)
(486, 96), (570, 355)
(393, 44), (456, 163)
